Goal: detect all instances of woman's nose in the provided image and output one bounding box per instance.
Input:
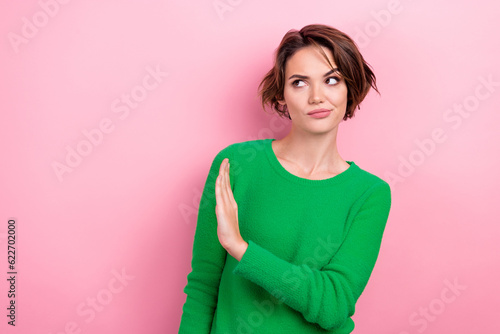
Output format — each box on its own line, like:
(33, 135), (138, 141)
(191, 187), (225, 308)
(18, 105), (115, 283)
(309, 84), (325, 104)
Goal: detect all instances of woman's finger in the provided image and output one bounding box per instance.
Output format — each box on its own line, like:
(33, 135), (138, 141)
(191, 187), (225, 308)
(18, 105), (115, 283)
(216, 160), (226, 205)
(223, 162), (231, 200)
(226, 162), (238, 206)
(217, 160), (226, 196)
(220, 160), (230, 203)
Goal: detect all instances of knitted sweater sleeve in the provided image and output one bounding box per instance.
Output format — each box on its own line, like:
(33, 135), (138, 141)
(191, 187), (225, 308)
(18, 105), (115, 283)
(178, 147), (232, 333)
(232, 181), (392, 331)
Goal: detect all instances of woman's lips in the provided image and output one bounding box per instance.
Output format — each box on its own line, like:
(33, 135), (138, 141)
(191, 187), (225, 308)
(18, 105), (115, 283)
(307, 109), (331, 118)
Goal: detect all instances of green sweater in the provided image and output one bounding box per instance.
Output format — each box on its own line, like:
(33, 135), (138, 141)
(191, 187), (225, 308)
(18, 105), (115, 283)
(179, 138), (392, 334)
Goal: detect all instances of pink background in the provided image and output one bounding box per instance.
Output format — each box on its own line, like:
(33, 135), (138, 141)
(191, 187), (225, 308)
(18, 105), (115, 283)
(1, 0), (499, 333)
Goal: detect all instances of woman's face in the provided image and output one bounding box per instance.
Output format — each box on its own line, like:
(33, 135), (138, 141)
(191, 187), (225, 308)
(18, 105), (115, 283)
(278, 45), (348, 134)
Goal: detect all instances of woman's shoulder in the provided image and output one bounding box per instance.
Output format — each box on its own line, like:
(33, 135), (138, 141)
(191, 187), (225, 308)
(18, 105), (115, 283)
(350, 162), (391, 194)
(225, 138), (269, 150)
(216, 138), (269, 157)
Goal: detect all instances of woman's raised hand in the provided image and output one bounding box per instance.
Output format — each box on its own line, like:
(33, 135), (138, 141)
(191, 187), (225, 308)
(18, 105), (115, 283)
(215, 158), (248, 261)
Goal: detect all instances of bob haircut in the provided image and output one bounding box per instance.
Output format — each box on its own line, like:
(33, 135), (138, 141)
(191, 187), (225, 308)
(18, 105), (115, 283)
(258, 24), (379, 121)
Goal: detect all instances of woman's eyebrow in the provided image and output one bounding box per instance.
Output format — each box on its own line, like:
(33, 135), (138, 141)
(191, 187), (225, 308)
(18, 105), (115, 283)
(288, 68), (340, 80)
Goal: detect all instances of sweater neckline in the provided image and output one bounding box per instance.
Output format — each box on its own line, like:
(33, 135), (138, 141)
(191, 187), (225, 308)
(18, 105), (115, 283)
(264, 138), (358, 186)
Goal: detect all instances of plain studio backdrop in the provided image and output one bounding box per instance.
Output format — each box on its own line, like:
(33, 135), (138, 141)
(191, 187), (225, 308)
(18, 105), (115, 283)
(1, 0), (499, 333)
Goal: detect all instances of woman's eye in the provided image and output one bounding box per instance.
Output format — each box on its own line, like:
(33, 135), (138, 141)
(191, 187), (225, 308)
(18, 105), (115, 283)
(326, 76), (340, 85)
(292, 80), (306, 87)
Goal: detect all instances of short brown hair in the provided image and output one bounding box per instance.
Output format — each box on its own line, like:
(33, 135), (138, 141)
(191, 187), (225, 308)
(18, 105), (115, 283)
(258, 24), (379, 121)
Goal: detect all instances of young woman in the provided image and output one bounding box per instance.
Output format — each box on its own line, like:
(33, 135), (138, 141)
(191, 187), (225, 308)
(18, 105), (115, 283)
(179, 24), (392, 334)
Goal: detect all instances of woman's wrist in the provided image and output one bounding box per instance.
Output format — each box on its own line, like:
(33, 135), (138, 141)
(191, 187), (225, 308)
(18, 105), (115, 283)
(229, 240), (248, 262)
